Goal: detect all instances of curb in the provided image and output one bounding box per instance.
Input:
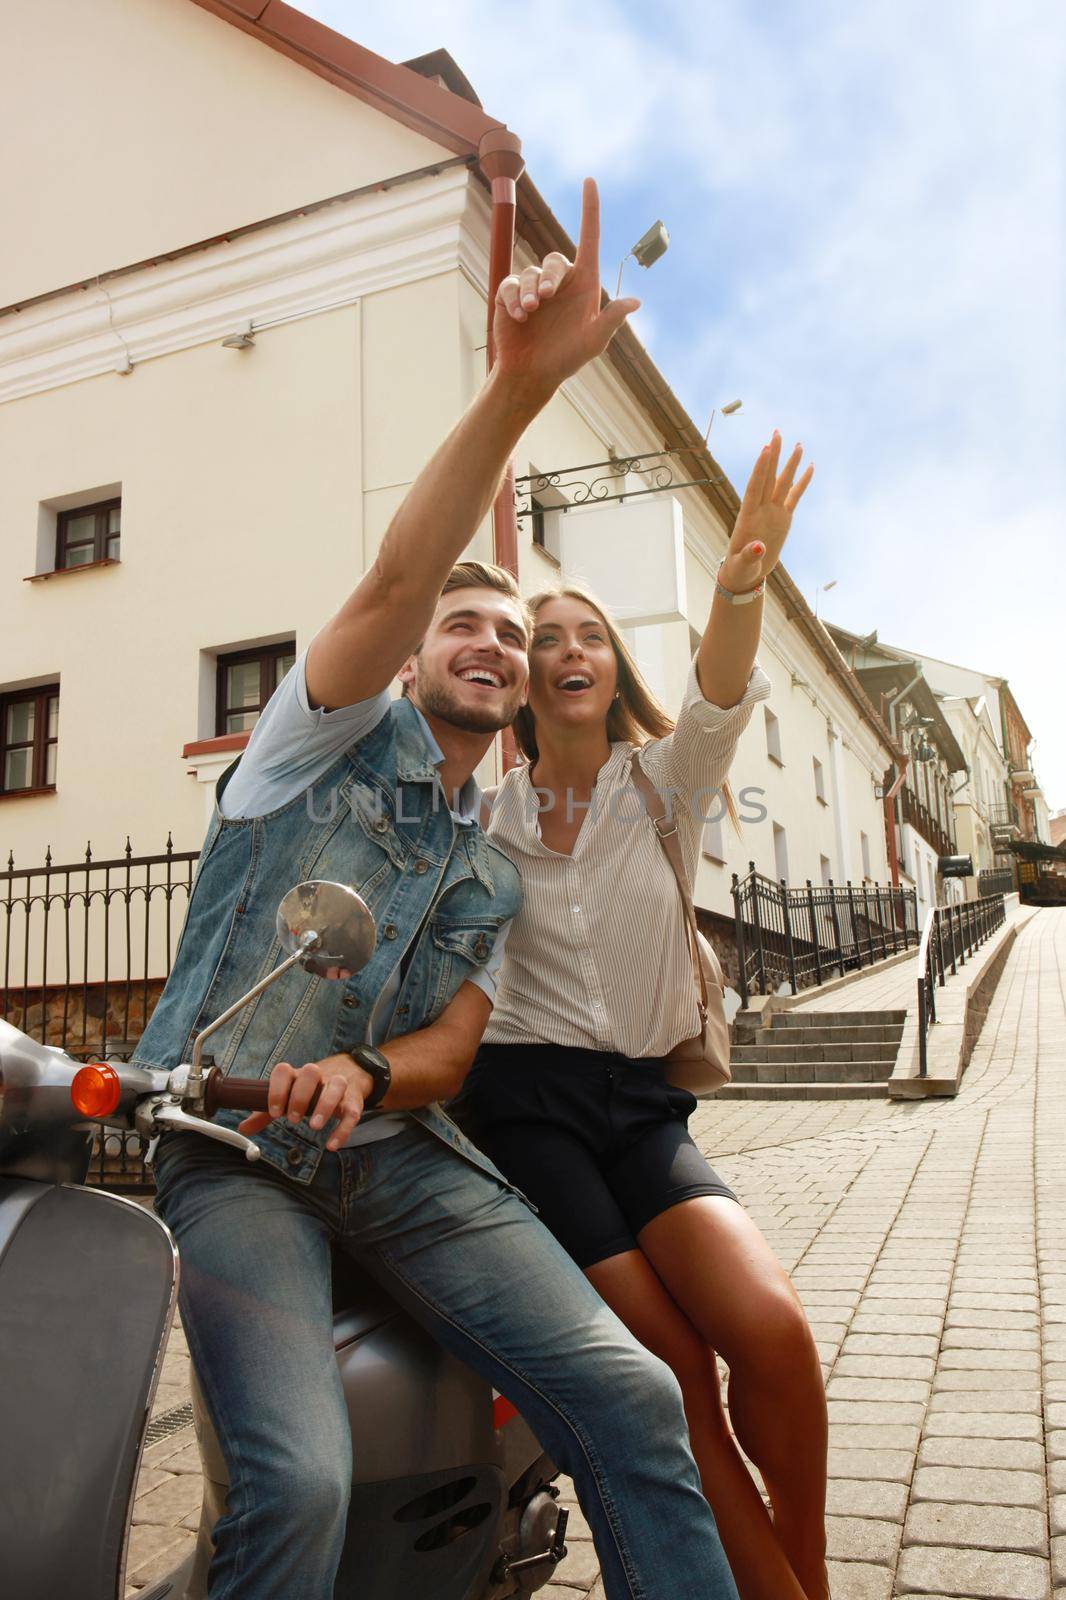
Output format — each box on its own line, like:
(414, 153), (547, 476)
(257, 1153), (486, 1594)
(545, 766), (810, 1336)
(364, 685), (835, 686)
(888, 907), (1038, 1098)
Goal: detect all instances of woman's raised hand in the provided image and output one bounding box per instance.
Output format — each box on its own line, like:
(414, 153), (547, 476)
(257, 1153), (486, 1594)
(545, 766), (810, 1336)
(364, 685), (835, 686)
(492, 178), (640, 405)
(721, 433), (814, 594)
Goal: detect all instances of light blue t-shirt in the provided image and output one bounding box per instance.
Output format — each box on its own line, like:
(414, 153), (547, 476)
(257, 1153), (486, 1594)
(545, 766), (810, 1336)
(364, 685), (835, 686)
(220, 652), (509, 1143)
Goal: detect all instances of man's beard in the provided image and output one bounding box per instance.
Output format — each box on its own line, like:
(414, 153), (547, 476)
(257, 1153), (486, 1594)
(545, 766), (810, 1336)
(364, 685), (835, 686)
(413, 666), (522, 735)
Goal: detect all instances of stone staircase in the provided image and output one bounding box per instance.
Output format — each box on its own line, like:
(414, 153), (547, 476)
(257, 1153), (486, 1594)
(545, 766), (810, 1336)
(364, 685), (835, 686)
(721, 1009), (907, 1100)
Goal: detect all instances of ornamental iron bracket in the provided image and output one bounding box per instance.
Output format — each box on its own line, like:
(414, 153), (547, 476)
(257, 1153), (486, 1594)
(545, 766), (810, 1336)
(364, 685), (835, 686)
(514, 451), (725, 521)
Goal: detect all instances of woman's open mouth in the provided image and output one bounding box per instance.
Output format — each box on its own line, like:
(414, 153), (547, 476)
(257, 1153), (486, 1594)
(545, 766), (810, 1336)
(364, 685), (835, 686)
(555, 672), (594, 696)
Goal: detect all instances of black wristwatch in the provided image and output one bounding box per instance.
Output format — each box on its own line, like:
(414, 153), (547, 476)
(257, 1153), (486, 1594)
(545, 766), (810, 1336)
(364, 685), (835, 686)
(348, 1044), (392, 1110)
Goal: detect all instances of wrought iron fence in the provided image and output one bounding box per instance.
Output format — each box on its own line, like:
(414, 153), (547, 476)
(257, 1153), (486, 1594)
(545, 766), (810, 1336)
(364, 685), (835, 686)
(0, 837), (198, 1187)
(977, 866), (1015, 898)
(917, 893), (1007, 1075)
(730, 864), (918, 1008)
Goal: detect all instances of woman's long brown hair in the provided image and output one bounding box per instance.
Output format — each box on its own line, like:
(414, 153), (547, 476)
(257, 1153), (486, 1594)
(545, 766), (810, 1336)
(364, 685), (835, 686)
(513, 583), (738, 826)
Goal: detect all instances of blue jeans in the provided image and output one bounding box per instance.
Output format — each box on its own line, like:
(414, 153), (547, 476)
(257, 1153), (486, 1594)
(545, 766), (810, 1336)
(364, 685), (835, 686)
(153, 1124), (738, 1600)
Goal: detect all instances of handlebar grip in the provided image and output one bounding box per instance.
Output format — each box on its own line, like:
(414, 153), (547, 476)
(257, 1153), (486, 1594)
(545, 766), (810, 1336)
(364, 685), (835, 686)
(203, 1070), (325, 1120)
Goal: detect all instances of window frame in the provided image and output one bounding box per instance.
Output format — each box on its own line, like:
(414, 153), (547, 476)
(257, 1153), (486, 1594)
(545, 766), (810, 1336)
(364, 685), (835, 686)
(215, 641), (296, 737)
(812, 755), (827, 805)
(55, 498), (122, 571)
(0, 684), (60, 795)
(765, 707), (783, 766)
(772, 820), (789, 884)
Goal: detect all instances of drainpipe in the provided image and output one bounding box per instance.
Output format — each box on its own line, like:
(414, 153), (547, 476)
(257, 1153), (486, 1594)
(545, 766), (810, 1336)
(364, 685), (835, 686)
(478, 128), (526, 579)
(478, 129), (526, 773)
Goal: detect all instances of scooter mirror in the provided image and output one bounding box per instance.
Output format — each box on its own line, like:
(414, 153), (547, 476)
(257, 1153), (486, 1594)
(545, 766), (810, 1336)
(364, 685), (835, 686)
(275, 881), (376, 980)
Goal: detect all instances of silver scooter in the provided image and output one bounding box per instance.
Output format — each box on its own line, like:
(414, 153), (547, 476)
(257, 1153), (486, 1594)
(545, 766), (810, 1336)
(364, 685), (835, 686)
(0, 880), (568, 1600)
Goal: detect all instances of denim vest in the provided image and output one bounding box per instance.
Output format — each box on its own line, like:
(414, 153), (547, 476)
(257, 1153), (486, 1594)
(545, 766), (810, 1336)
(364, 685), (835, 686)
(133, 698), (522, 1185)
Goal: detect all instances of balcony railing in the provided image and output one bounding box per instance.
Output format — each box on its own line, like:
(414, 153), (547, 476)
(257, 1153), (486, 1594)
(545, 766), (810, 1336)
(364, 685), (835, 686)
(730, 865), (919, 1009)
(987, 802), (1020, 834)
(917, 893), (1007, 1075)
(900, 787), (956, 860)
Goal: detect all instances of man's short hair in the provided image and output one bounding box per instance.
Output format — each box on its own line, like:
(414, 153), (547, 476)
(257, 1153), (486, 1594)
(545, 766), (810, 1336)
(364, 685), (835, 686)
(441, 560), (527, 616)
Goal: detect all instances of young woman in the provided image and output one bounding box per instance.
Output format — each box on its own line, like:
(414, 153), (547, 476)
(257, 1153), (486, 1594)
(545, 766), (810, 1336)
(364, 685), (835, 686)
(459, 435), (829, 1600)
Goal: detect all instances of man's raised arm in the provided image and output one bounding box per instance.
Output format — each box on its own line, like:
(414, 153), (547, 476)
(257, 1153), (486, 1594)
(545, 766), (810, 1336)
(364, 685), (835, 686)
(305, 179), (639, 711)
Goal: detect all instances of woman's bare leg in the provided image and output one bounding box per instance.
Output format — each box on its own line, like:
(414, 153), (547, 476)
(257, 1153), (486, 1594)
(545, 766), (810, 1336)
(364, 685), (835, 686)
(637, 1198), (829, 1600)
(586, 1250), (809, 1600)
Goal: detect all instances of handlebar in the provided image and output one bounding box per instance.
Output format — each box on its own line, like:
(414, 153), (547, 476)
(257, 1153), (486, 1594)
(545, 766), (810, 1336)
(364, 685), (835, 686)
(202, 1069), (323, 1121)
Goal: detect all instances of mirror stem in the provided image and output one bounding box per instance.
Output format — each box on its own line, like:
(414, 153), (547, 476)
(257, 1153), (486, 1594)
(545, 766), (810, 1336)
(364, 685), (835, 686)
(188, 932), (319, 1099)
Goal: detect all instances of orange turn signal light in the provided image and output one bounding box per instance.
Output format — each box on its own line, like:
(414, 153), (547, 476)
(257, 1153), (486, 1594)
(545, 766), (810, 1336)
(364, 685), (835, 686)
(71, 1063), (122, 1118)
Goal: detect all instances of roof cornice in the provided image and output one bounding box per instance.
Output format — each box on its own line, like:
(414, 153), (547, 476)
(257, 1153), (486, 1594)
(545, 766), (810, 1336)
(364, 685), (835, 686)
(186, 0), (507, 153)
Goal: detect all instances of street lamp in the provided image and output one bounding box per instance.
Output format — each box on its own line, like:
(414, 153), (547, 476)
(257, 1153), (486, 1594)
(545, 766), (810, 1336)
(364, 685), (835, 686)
(615, 220), (670, 296)
(814, 579), (837, 618)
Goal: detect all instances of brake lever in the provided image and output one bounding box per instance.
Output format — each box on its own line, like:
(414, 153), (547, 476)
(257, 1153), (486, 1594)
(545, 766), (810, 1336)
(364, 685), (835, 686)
(141, 1097), (262, 1161)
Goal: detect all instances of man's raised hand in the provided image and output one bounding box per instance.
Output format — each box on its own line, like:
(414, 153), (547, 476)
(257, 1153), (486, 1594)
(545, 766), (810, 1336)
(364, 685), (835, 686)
(492, 179), (640, 403)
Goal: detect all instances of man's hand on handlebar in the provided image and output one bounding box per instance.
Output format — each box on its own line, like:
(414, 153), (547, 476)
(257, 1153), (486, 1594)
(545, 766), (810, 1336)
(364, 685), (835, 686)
(237, 1055), (376, 1151)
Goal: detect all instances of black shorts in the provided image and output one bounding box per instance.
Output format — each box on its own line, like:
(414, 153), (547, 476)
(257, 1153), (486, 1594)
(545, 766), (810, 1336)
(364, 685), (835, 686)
(453, 1043), (738, 1270)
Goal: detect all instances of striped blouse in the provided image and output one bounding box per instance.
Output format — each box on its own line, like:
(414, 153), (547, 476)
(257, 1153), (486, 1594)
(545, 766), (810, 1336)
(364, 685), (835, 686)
(483, 655), (772, 1059)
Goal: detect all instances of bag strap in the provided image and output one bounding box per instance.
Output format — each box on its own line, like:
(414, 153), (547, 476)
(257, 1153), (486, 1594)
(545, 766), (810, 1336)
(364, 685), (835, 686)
(630, 752), (708, 1019)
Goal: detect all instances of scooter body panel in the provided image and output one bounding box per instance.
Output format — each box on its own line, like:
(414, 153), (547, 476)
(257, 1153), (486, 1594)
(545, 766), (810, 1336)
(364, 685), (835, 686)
(336, 1294), (500, 1484)
(0, 1180), (178, 1600)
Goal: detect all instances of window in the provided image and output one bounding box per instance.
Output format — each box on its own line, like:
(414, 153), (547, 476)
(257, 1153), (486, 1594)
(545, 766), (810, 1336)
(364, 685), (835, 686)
(813, 756), (827, 805)
(773, 821), (789, 884)
(820, 853), (832, 887)
(765, 708), (782, 765)
(216, 643), (295, 736)
(1, 685), (59, 793)
(702, 814), (725, 863)
(56, 499), (121, 570)
(527, 469), (564, 563)
(860, 830), (872, 880)
(530, 496), (548, 550)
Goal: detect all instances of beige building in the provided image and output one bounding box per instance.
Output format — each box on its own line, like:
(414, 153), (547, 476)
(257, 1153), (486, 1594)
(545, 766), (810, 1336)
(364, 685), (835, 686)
(938, 694), (1010, 896)
(1, 0), (901, 1001)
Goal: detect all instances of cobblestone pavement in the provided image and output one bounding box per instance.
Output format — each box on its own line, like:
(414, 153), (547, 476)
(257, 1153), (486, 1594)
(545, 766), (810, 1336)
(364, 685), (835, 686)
(129, 907), (1066, 1600)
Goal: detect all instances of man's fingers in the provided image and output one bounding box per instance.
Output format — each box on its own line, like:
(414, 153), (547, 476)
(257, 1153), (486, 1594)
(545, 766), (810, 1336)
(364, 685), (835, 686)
(326, 1096), (364, 1152)
(518, 265), (543, 310)
(538, 251), (572, 297)
(309, 1074), (350, 1132)
(237, 1110), (270, 1135)
(574, 177), (600, 271)
(496, 274), (525, 322)
(267, 1061), (296, 1120)
(287, 1062), (325, 1123)
(784, 463), (814, 512)
(594, 297), (640, 343)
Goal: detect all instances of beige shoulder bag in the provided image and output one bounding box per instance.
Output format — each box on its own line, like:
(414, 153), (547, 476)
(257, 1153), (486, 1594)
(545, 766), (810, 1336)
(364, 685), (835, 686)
(630, 752), (732, 1095)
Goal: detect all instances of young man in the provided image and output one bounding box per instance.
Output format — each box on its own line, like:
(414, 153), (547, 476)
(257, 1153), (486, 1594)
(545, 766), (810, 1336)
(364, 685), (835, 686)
(136, 180), (739, 1600)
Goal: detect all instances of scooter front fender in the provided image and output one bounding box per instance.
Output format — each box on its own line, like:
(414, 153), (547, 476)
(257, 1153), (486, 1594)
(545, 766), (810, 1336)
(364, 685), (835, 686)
(0, 1179), (178, 1600)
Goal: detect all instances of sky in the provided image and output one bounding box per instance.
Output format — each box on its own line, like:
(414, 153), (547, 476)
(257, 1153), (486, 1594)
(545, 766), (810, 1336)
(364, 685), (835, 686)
(307, 0), (1064, 807)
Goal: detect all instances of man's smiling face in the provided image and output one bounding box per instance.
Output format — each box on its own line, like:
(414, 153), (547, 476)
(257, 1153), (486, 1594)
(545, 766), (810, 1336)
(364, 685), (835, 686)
(398, 586), (530, 734)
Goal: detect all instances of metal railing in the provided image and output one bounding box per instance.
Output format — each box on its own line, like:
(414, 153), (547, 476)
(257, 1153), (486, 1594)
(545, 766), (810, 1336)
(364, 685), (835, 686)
(977, 866), (1015, 898)
(0, 837), (198, 1187)
(730, 864), (918, 1009)
(916, 893), (1006, 1075)
(900, 787), (956, 861)
(988, 802), (1020, 833)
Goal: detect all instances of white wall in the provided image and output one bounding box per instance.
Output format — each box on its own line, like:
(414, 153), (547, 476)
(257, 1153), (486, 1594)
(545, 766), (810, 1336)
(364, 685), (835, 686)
(0, 0), (450, 308)
(0, 304), (367, 866)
